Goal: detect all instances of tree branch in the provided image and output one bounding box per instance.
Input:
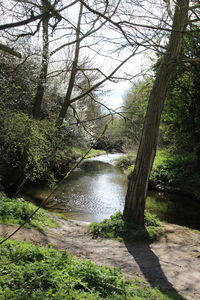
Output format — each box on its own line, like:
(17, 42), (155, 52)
(0, 43), (21, 58)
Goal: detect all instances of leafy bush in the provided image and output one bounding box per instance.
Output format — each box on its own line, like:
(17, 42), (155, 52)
(115, 152), (136, 169)
(89, 212), (161, 242)
(0, 195), (58, 231)
(0, 112), (86, 189)
(151, 151), (200, 187)
(0, 240), (126, 299)
(0, 240), (183, 300)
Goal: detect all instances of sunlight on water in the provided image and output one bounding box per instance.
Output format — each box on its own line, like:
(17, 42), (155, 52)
(53, 156), (127, 222)
(23, 153), (200, 229)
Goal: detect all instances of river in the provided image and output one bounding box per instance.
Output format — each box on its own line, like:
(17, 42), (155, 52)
(23, 153), (200, 229)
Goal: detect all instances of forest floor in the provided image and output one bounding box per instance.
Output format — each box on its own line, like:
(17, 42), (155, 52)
(0, 216), (200, 300)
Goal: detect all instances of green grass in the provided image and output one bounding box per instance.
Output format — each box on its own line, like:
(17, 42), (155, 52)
(85, 149), (106, 159)
(115, 150), (168, 175)
(89, 212), (162, 242)
(0, 239), (184, 299)
(116, 149), (200, 195)
(0, 195), (58, 231)
(70, 147), (106, 160)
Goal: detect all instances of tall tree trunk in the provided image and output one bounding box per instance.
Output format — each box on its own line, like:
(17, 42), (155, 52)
(123, 0), (189, 226)
(32, 3), (49, 119)
(56, 3), (83, 126)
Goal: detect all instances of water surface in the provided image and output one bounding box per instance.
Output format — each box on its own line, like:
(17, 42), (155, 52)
(23, 153), (200, 229)
(52, 154), (127, 222)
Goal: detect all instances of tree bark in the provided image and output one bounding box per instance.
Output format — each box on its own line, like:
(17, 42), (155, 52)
(123, 0), (189, 226)
(56, 3), (83, 126)
(32, 2), (49, 119)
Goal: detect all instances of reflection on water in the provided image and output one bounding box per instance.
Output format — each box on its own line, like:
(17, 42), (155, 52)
(23, 153), (200, 229)
(52, 159), (127, 222)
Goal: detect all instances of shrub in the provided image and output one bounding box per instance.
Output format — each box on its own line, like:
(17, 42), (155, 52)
(151, 151), (200, 186)
(0, 240), (125, 299)
(115, 153), (136, 169)
(89, 212), (161, 242)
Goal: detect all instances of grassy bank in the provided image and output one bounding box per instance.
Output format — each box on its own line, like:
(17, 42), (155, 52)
(0, 195), (183, 300)
(116, 149), (200, 198)
(0, 239), (183, 300)
(70, 148), (106, 160)
(0, 194), (58, 231)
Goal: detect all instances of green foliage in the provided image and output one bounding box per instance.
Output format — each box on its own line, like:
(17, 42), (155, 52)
(0, 196), (58, 231)
(151, 150), (200, 187)
(115, 152), (136, 169)
(94, 118), (126, 152)
(89, 212), (161, 242)
(152, 150), (170, 170)
(0, 239), (183, 300)
(160, 26), (200, 163)
(0, 112), (83, 188)
(0, 52), (38, 115)
(122, 79), (153, 145)
(85, 149), (106, 159)
(69, 147), (106, 160)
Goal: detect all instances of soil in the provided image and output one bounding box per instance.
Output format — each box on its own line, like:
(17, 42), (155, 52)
(0, 216), (200, 300)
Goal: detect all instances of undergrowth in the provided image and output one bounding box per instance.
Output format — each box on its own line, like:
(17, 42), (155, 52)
(151, 151), (200, 187)
(69, 148), (106, 160)
(115, 152), (136, 170)
(89, 212), (162, 242)
(116, 150), (200, 195)
(0, 195), (58, 231)
(0, 239), (183, 300)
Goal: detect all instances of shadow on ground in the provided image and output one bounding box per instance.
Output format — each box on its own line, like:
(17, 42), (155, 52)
(124, 238), (186, 300)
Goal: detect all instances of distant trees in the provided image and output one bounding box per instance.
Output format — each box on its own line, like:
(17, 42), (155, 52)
(122, 79), (153, 145)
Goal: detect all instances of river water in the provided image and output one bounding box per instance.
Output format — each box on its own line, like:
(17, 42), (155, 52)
(24, 153), (200, 229)
(49, 154), (127, 222)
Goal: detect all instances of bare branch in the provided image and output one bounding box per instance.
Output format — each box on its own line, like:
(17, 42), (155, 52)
(70, 52), (136, 104)
(0, 12), (45, 30)
(0, 43), (21, 58)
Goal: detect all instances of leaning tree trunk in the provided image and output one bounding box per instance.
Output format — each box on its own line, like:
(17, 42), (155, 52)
(123, 0), (189, 226)
(32, 4), (49, 119)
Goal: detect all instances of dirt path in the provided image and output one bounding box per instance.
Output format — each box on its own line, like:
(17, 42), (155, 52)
(0, 217), (200, 300)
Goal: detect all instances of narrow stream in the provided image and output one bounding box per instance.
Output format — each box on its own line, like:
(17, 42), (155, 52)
(23, 153), (200, 229)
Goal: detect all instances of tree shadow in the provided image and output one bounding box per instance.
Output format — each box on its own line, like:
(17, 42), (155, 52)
(124, 238), (186, 299)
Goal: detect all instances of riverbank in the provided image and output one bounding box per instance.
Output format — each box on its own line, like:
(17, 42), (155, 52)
(17, 152), (200, 230)
(116, 150), (200, 201)
(1, 212), (200, 300)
